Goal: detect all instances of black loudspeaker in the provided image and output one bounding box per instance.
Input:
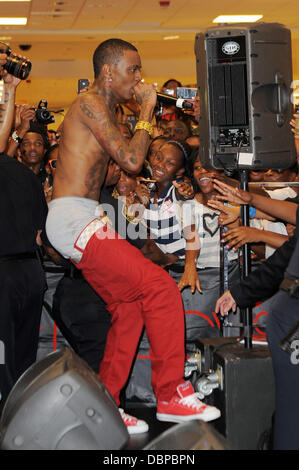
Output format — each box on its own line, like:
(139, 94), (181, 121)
(195, 22), (296, 170)
(195, 338), (275, 450)
(143, 420), (230, 450)
(0, 347), (129, 450)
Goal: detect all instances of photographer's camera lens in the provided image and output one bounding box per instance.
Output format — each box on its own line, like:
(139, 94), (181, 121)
(4, 55), (31, 80)
(0, 42), (32, 80)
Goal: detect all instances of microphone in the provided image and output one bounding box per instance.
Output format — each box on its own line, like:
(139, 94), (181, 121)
(156, 92), (194, 110)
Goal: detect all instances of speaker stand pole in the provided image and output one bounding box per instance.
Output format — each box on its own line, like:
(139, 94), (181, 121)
(219, 224), (229, 336)
(239, 169), (253, 349)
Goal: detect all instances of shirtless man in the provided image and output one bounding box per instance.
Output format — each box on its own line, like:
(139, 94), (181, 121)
(46, 39), (220, 434)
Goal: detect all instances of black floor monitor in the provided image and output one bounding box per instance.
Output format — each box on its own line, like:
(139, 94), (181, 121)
(0, 347), (128, 450)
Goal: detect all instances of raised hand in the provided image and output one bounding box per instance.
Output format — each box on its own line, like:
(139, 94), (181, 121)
(1, 53), (28, 89)
(215, 290), (237, 316)
(2, 69), (21, 89)
(221, 226), (262, 250)
(18, 106), (36, 132)
(133, 82), (157, 108)
(213, 178), (253, 206)
(173, 179), (194, 200)
(135, 178), (154, 206)
(207, 199), (240, 226)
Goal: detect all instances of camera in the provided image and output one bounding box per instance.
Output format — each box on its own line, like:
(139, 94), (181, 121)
(0, 42), (31, 80)
(34, 100), (55, 125)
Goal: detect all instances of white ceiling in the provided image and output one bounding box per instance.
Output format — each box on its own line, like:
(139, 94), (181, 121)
(1, 0), (299, 109)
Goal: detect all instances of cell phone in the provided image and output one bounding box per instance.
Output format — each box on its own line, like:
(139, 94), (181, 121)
(77, 78), (89, 94)
(295, 104), (299, 114)
(176, 87), (197, 101)
(139, 178), (156, 191)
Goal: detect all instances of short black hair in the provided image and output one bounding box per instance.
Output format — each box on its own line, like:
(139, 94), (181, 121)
(24, 121), (50, 149)
(162, 78), (182, 89)
(93, 38), (138, 78)
(164, 118), (192, 140)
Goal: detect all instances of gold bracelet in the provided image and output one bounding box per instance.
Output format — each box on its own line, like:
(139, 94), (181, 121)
(134, 120), (154, 137)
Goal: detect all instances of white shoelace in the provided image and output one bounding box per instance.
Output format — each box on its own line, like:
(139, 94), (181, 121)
(119, 408), (137, 424)
(179, 392), (206, 410)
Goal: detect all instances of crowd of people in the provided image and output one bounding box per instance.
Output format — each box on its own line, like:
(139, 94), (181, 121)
(1, 38), (299, 449)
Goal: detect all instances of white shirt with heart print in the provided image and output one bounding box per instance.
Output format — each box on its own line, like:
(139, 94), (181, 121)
(181, 198), (238, 269)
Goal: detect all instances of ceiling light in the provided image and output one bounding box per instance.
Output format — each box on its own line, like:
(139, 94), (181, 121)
(163, 35), (180, 40)
(213, 15), (263, 24)
(0, 18), (27, 25)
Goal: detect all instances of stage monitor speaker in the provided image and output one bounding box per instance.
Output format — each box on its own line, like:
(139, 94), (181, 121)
(195, 22), (296, 171)
(143, 420), (230, 450)
(195, 338), (275, 450)
(0, 347), (129, 450)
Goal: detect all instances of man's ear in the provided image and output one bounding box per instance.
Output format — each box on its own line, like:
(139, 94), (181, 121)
(102, 64), (113, 82)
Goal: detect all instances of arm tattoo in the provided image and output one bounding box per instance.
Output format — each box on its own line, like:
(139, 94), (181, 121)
(79, 95), (148, 171)
(80, 101), (101, 121)
(80, 97), (108, 124)
(0, 103), (7, 123)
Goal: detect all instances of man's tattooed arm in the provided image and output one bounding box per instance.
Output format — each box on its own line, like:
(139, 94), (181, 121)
(80, 99), (105, 123)
(0, 87), (17, 153)
(79, 93), (153, 174)
(0, 92), (8, 123)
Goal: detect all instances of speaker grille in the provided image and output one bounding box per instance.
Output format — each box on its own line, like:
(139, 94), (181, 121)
(209, 35), (248, 127)
(195, 23), (296, 169)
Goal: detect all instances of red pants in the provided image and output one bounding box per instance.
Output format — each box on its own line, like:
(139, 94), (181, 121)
(72, 220), (185, 406)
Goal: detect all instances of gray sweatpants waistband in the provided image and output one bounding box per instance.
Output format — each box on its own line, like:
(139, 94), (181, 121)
(46, 197), (101, 259)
